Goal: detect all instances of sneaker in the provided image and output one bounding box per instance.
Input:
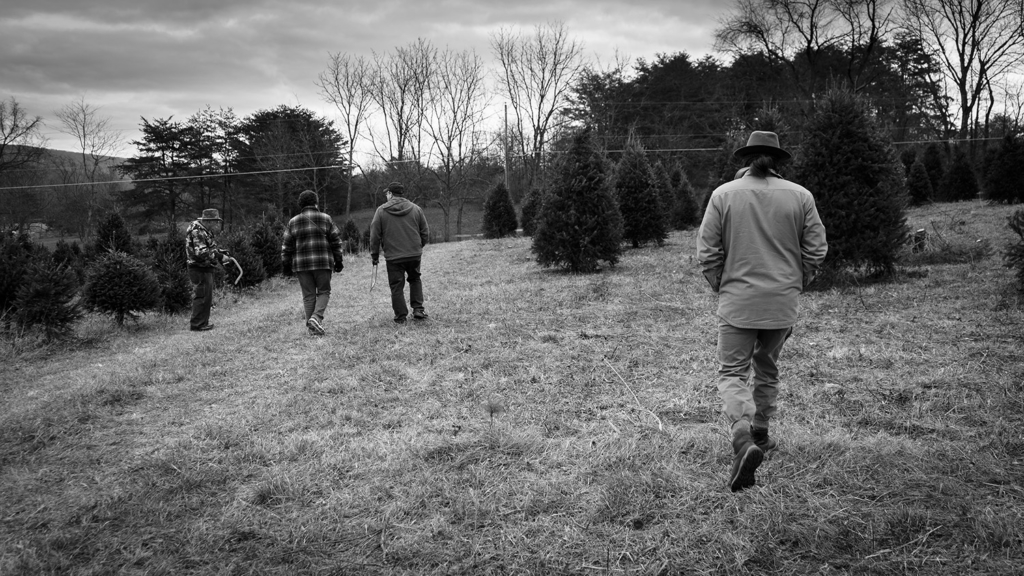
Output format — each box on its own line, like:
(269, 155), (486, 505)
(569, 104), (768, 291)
(306, 317), (326, 336)
(413, 310), (429, 320)
(190, 324), (214, 332)
(751, 428), (778, 452)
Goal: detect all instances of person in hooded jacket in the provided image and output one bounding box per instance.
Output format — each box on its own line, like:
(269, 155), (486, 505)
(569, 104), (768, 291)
(369, 182), (430, 323)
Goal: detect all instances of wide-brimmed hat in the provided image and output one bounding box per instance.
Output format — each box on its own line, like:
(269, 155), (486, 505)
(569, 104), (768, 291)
(733, 131), (791, 161)
(199, 208), (222, 221)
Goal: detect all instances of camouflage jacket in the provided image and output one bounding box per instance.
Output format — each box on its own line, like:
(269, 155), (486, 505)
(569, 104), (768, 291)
(185, 220), (227, 269)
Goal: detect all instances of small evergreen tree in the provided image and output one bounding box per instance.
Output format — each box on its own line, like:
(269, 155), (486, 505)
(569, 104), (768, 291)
(615, 135), (666, 247)
(341, 220), (361, 253)
(482, 182), (519, 238)
(906, 161), (933, 206)
(1006, 209), (1024, 291)
(899, 148), (917, 177)
(248, 219), (283, 276)
(791, 88), (908, 276)
(532, 129), (623, 272)
(937, 148), (979, 202)
(220, 231), (267, 289)
(83, 251), (161, 326)
(143, 229), (191, 314)
(519, 188), (544, 236)
(14, 261), (83, 341)
(1, 233), (36, 319)
(922, 143), (944, 197)
(670, 163), (701, 230)
(94, 212), (133, 255)
(982, 134), (1024, 203)
(653, 161), (676, 232)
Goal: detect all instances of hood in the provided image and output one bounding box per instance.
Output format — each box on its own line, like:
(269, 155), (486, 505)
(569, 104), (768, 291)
(383, 197), (415, 216)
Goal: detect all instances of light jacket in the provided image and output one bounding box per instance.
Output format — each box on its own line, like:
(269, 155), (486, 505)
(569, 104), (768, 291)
(369, 197), (429, 262)
(697, 173), (828, 329)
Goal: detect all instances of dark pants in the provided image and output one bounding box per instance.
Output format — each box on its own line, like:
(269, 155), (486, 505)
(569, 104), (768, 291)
(188, 267), (215, 329)
(295, 269), (332, 322)
(386, 258), (423, 320)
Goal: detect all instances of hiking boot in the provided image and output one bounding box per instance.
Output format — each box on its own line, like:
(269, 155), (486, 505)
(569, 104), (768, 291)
(729, 424), (764, 492)
(306, 317), (326, 336)
(394, 317), (407, 324)
(190, 324), (214, 332)
(751, 427), (778, 452)
(413, 310), (429, 321)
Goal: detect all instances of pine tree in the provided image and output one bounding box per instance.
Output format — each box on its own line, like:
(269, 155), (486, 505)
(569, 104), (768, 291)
(532, 129), (623, 272)
(791, 88), (908, 276)
(899, 148), (917, 178)
(14, 261), (83, 341)
(83, 251), (162, 326)
(982, 134), (1024, 204)
(615, 136), (666, 247)
(220, 231), (267, 288)
(670, 162), (701, 230)
(906, 161), (933, 206)
(938, 148), (979, 202)
(143, 229), (191, 314)
(94, 212), (133, 255)
(342, 219), (361, 253)
(248, 219), (283, 276)
(0, 233), (36, 320)
(482, 182), (519, 239)
(519, 188), (544, 236)
(653, 161), (676, 232)
(922, 143), (944, 197)
(52, 239), (85, 285)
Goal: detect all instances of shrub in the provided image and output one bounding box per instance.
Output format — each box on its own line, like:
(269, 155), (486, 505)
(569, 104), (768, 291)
(248, 219), (284, 276)
(982, 134), (1024, 204)
(906, 161), (933, 206)
(482, 182), (519, 239)
(51, 239), (85, 284)
(94, 212), (133, 255)
(791, 88), (908, 276)
(14, 261), (83, 341)
(937, 149), (979, 202)
(83, 251), (162, 326)
(615, 136), (666, 248)
(1, 233), (36, 319)
(899, 148), (917, 177)
(341, 219), (361, 253)
(653, 161), (676, 232)
(670, 163), (701, 230)
(519, 188), (544, 237)
(922, 143), (944, 196)
(219, 231), (267, 289)
(532, 128), (623, 273)
(1005, 209), (1024, 291)
(144, 229), (191, 314)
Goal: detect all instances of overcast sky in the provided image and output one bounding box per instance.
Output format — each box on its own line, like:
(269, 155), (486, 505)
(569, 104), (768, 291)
(1, 0), (727, 156)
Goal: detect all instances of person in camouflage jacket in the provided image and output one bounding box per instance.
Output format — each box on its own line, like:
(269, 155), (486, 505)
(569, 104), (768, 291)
(185, 208), (231, 331)
(281, 190), (345, 336)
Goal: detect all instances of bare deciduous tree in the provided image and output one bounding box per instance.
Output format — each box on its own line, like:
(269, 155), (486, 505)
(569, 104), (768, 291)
(901, 0), (1024, 141)
(317, 52), (373, 221)
(0, 96), (47, 176)
(369, 38), (434, 167)
(491, 21), (587, 193)
(421, 47), (490, 241)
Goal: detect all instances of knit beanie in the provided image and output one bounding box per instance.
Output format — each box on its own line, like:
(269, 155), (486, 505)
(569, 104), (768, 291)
(298, 190), (318, 208)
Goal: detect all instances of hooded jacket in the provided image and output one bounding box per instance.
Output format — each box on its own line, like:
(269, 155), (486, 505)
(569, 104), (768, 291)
(369, 196), (429, 262)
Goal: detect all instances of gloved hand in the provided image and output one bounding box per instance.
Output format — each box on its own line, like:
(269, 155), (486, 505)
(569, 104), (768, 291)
(371, 254), (379, 266)
(282, 260), (293, 277)
(333, 260), (344, 273)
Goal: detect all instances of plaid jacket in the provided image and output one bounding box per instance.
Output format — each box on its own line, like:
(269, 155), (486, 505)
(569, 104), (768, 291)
(281, 207), (345, 272)
(185, 220), (226, 269)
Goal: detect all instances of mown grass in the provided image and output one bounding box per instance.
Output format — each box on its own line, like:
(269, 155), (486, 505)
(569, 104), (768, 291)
(1, 200), (1022, 575)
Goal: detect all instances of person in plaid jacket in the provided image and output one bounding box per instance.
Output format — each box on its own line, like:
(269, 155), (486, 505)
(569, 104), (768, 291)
(281, 190), (345, 336)
(185, 208), (232, 332)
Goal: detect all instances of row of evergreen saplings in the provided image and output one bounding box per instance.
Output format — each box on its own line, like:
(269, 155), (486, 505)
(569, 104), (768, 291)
(523, 88), (1024, 289)
(1, 214), (288, 341)
(901, 134), (1024, 206)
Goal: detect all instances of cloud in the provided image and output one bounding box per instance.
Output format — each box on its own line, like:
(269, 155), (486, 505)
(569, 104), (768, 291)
(0, 0), (726, 154)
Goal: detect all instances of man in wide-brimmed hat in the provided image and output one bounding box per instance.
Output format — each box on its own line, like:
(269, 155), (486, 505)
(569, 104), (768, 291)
(185, 208), (232, 332)
(696, 131), (828, 492)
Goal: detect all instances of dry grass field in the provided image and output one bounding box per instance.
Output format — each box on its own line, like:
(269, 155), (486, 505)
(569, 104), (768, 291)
(1, 200), (1022, 575)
